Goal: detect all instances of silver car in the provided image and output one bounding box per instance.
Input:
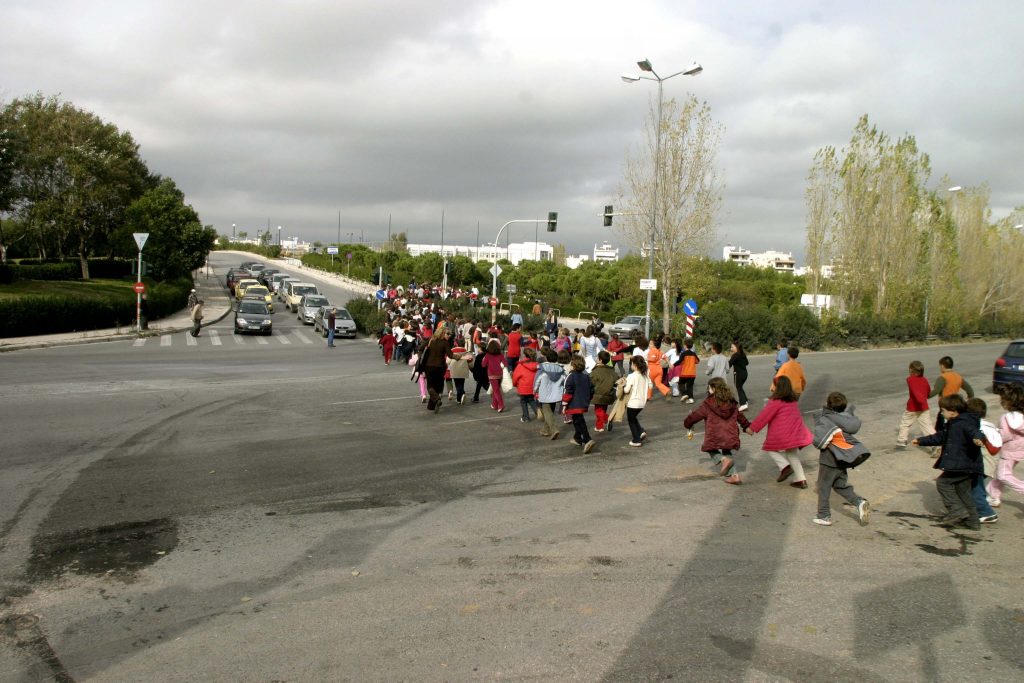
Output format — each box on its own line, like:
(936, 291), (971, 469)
(607, 315), (654, 339)
(297, 294), (330, 324)
(313, 306), (357, 339)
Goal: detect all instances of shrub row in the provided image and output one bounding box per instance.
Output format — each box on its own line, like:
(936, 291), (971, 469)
(3, 259), (134, 282)
(0, 277), (192, 337)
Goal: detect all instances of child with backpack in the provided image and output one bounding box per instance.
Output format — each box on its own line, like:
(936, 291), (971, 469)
(811, 392), (871, 526)
(590, 350), (618, 432)
(683, 377), (750, 485)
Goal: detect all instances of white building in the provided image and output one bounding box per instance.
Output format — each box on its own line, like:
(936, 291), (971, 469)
(565, 254), (590, 269)
(405, 241), (554, 265)
(723, 245), (796, 274)
(723, 244), (751, 265)
(593, 242), (620, 263)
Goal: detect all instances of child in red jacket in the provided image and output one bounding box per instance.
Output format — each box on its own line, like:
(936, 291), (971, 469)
(897, 360), (934, 447)
(512, 347), (540, 422)
(684, 377), (750, 485)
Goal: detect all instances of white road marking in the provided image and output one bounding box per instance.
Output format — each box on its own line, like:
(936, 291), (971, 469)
(277, 334), (291, 344)
(294, 330), (314, 344)
(160, 335), (172, 346)
(133, 338), (145, 347)
(186, 333), (197, 346)
(209, 330), (222, 346)
(256, 336), (269, 345)
(234, 334), (246, 344)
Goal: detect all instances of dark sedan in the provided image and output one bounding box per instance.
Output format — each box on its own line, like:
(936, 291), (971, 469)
(993, 340), (1024, 389)
(234, 301), (273, 335)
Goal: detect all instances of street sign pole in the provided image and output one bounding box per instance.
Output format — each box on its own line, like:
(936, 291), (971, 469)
(132, 232), (149, 333)
(489, 217), (555, 324)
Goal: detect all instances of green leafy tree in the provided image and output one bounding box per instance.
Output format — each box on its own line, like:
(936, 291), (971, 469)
(121, 178), (216, 280)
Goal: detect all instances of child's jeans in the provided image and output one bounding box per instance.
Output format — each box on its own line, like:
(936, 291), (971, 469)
(971, 474), (995, 517)
(594, 404), (609, 430)
(897, 410), (933, 444)
(626, 407), (644, 443)
(453, 378), (466, 402)
(680, 376), (695, 398)
(816, 462), (862, 519)
(519, 394), (537, 420)
(539, 403), (558, 435)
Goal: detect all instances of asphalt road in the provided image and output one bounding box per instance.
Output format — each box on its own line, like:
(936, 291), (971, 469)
(1, 269), (1021, 681)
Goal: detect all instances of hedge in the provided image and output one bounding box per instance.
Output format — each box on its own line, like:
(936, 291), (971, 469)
(6, 258), (134, 281)
(0, 276), (192, 337)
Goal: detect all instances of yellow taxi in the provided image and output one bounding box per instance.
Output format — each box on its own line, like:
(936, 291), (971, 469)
(240, 285), (274, 312)
(235, 279), (261, 299)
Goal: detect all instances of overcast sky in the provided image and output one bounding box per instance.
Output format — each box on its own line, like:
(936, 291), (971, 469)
(3, 0), (1022, 262)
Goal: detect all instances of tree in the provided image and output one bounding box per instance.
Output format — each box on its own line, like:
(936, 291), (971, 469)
(121, 178), (216, 280)
(618, 94), (723, 333)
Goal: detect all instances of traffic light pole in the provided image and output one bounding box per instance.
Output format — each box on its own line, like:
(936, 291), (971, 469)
(490, 217), (555, 325)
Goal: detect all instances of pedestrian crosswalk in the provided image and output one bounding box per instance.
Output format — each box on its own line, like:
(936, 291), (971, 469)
(131, 328), (325, 349)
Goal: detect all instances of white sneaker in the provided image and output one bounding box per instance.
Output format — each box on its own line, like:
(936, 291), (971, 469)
(687, 398), (694, 404)
(813, 517), (833, 526)
(858, 500), (871, 525)
(738, 404), (748, 411)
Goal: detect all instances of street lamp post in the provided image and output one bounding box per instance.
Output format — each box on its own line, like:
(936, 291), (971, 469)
(277, 226), (282, 247)
(232, 223), (236, 239)
(490, 218), (554, 324)
(622, 59), (702, 339)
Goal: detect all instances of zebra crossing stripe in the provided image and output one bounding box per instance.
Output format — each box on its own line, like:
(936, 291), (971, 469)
(277, 334), (291, 344)
(256, 336), (269, 345)
(186, 333), (197, 346)
(234, 334), (246, 344)
(209, 330), (222, 346)
(133, 338), (145, 347)
(160, 335), (172, 346)
(294, 330), (314, 344)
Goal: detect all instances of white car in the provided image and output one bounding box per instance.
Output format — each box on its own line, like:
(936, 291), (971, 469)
(277, 278), (301, 302)
(297, 294), (330, 324)
(284, 282), (320, 312)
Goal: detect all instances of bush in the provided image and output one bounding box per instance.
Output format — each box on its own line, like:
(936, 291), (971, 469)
(216, 242), (281, 259)
(145, 277), (193, 319)
(0, 264), (15, 284)
(345, 297), (387, 335)
(0, 289), (135, 337)
(11, 263), (80, 280)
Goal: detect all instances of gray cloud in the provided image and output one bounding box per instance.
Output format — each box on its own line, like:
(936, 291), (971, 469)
(2, 0), (1022, 261)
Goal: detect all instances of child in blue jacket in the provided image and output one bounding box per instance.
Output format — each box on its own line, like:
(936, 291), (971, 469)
(914, 394), (985, 530)
(563, 356), (595, 453)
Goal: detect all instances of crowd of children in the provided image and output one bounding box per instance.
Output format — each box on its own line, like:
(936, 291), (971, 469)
(384, 315), (1019, 532)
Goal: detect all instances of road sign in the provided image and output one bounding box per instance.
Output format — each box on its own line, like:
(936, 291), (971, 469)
(375, 289), (386, 300)
(683, 298), (698, 316)
(639, 278), (657, 291)
(326, 246), (339, 255)
(489, 296), (498, 307)
(489, 263), (503, 278)
(133, 282), (146, 294)
(346, 252), (353, 260)
(507, 284), (517, 294)
(132, 232), (149, 251)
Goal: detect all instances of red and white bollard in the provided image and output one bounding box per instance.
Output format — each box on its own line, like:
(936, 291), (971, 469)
(685, 314), (695, 339)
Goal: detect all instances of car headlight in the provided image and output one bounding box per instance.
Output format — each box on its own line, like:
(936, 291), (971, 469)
(263, 319), (272, 325)
(238, 319), (248, 326)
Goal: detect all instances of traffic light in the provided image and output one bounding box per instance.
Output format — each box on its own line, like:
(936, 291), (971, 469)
(604, 205), (613, 227)
(547, 211), (558, 232)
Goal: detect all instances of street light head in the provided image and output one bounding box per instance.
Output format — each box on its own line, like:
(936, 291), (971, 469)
(621, 73), (641, 83)
(1014, 224), (1024, 229)
(948, 186), (962, 192)
(683, 62), (703, 76)
(637, 59), (653, 72)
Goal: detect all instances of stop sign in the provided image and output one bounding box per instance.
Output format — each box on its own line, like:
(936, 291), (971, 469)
(133, 282), (146, 294)
(488, 296), (498, 307)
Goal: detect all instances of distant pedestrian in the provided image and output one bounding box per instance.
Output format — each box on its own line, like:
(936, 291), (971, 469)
(896, 360), (934, 447)
(327, 308), (337, 348)
(929, 355), (975, 432)
(647, 335), (671, 400)
(773, 338), (789, 372)
(705, 341), (729, 384)
(379, 327), (395, 363)
(608, 333), (628, 377)
(811, 392), (871, 526)
(482, 338), (507, 412)
(684, 377), (750, 485)
(187, 288), (199, 311)
(746, 375), (814, 488)
(771, 346), (807, 398)
(729, 341), (749, 411)
(190, 300), (204, 337)
(677, 338), (699, 403)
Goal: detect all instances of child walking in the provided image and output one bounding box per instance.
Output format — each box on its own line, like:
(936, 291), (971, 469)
(563, 356), (596, 453)
(591, 350), (617, 432)
(683, 377), (750, 485)
(379, 329), (396, 365)
(534, 348), (567, 440)
(512, 347), (540, 422)
(623, 355), (653, 447)
(811, 392), (871, 526)
(966, 398), (1000, 523)
(746, 376), (814, 488)
(897, 360), (934, 447)
(448, 340), (473, 405)
(913, 395), (984, 530)
(986, 384), (1024, 509)
(677, 339), (699, 404)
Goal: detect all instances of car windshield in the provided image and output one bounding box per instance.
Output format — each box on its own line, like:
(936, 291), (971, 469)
(620, 316), (642, 324)
(336, 309), (353, 320)
(239, 303), (268, 314)
(246, 287), (268, 295)
(305, 296), (329, 307)
(294, 286), (317, 296)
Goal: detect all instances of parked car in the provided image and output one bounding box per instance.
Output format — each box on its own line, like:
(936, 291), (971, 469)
(235, 278), (261, 299)
(234, 300), (273, 335)
(607, 315), (654, 339)
(226, 268), (251, 291)
(258, 269), (280, 288)
(270, 273), (294, 294)
(284, 282), (320, 312)
(313, 306), (357, 338)
(297, 294), (330, 324)
(993, 339), (1024, 389)
(247, 263), (266, 277)
(241, 285), (274, 312)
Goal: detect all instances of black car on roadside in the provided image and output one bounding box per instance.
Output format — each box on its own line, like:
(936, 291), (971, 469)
(234, 300), (273, 335)
(258, 269), (280, 288)
(993, 339), (1024, 389)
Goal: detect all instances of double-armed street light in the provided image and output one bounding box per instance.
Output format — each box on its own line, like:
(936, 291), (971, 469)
(622, 59), (703, 339)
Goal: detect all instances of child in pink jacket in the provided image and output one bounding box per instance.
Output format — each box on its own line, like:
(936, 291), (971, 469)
(746, 376), (814, 488)
(987, 384), (1024, 506)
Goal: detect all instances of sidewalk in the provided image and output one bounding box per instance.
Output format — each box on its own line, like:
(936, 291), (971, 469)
(0, 267), (233, 353)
